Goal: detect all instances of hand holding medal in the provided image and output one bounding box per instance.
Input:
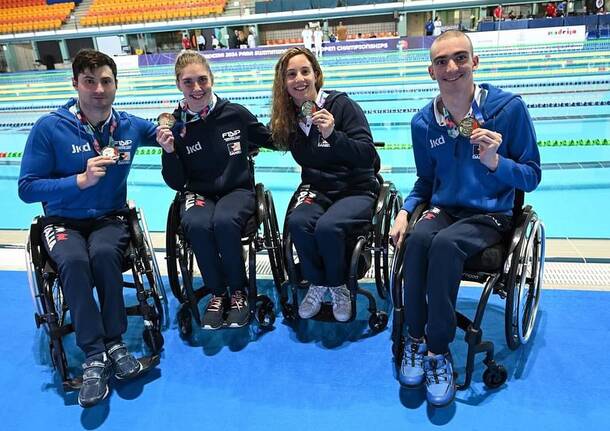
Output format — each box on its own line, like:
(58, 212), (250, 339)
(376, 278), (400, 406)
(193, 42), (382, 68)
(156, 113), (176, 153)
(311, 107), (335, 139)
(470, 128), (502, 171)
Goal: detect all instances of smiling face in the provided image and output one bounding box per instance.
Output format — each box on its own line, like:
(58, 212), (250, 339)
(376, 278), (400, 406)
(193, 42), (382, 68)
(284, 54), (319, 107)
(176, 62), (213, 112)
(72, 66), (117, 121)
(428, 33), (479, 98)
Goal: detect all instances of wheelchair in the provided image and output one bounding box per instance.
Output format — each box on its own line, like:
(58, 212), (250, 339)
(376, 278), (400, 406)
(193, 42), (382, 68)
(280, 178), (403, 334)
(165, 182), (286, 336)
(25, 202), (168, 392)
(390, 190), (545, 390)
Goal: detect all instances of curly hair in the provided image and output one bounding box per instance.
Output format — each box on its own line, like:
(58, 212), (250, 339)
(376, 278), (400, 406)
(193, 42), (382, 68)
(174, 50), (214, 84)
(270, 47), (324, 150)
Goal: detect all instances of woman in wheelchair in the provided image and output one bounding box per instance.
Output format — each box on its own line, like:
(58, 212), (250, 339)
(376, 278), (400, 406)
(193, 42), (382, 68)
(389, 31), (542, 407)
(157, 50), (274, 330)
(270, 47), (380, 322)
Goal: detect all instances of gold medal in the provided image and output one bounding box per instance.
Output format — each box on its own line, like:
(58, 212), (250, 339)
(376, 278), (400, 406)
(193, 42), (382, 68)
(458, 117), (475, 138)
(157, 113), (176, 128)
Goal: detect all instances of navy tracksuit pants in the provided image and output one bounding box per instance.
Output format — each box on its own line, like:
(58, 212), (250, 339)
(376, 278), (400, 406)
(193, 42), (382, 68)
(286, 186), (375, 287)
(42, 213), (130, 357)
(402, 207), (511, 354)
(180, 188), (254, 296)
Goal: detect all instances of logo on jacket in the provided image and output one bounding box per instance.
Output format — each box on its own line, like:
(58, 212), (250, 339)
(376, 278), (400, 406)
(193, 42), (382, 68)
(222, 129), (241, 142)
(429, 135), (446, 149)
(186, 141), (202, 155)
(227, 141), (242, 156)
(71, 142), (91, 153)
(295, 190), (316, 207)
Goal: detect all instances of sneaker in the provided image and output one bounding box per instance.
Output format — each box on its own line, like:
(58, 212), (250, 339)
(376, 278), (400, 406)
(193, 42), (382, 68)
(398, 335), (427, 387)
(298, 285), (327, 319)
(226, 290), (250, 328)
(78, 352), (112, 408)
(202, 294), (226, 330)
(107, 342), (142, 380)
(424, 353), (456, 407)
(329, 285), (351, 322)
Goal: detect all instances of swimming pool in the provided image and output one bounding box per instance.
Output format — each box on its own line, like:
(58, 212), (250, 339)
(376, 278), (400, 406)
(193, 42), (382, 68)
(1, 45), (609, 238)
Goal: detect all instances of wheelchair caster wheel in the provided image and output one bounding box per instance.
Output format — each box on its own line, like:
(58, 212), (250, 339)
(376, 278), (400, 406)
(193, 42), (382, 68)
(483, 363), (507, 389)
(256, 302), (276, 329)
(34, 312), (44, 328)
(369, 311), (388, 333)
(177, 306), (193, 337)
(282, 303), (298, 322)
(143, 328), (164, 354)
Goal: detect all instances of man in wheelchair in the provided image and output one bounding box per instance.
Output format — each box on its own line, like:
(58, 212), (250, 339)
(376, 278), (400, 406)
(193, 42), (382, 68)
(389, 31), (541, 407)
(18, 49), (158, 407)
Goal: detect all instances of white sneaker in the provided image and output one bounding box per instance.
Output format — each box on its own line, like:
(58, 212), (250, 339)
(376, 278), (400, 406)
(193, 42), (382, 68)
(298, 284), (327, 319)
(329, 285), (352, 322)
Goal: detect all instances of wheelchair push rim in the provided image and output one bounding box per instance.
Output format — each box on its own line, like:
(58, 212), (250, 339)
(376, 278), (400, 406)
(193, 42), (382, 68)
(506, 213), (545, 348)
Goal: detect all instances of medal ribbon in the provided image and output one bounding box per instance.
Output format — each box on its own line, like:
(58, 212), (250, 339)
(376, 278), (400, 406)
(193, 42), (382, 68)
(73, 101), (118, 155)
(178, 97), (215, 137)
(442, 96), (485, 138)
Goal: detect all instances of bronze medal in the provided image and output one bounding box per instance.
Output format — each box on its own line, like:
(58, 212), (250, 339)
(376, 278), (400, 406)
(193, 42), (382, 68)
(157, 113), (176, 128)
(102, 146), (118, 160)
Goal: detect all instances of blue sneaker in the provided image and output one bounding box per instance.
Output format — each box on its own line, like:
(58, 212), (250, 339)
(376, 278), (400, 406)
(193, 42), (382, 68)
(424, 353), (456, 407)
(398, 335), (427, 387)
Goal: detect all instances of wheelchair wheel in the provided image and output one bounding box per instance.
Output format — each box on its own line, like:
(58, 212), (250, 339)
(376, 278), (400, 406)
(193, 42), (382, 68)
(505, 210), (545, 350)
(483, 362), (508, 389)
(260, 187), (286, 292)
(143, 327), (164, 354)
(368, 311), (389, 334)
(255, 298), (276, 329)
(374, 183), (402, 300)
(130, 205), (167, 330)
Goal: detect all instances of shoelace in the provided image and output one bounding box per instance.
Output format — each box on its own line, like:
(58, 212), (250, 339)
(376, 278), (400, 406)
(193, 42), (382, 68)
(207, 296), (224, 312)
(426, 358), (450, 384)
(404, 340), (424, 368)
(304, 286), (326, 306)
(231, 292), (247, 311)
(330, 287), (350, 306)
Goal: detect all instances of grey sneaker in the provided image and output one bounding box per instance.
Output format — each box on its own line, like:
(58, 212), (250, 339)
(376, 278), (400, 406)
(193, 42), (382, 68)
(329, 285), (351, 322)
(78, 352), (112, 408)
(108, 342), (142, 380)
(298, 285), (327, 319)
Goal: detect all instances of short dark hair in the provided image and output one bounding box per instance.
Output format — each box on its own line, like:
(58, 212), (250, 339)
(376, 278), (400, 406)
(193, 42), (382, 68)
(429, 30), (474, 60)
(72, 49), (117, 81)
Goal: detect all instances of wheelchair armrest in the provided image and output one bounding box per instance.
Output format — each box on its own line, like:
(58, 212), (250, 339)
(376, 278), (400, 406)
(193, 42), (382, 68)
(127, 206), (145, 250)
(506, 204), (535, 257)
(407, 202), (427, 230)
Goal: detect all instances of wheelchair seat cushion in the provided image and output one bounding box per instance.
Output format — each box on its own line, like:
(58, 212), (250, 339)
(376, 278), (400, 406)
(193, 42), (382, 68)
(463, 242), (506, 273)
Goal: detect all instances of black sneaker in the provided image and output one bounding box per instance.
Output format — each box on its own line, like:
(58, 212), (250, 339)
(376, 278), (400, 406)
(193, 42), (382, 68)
(202, 294), (226, 330)
(107, 342), (142, 380)
(226, 290), (249, 328)
(78, 352), (112, 408)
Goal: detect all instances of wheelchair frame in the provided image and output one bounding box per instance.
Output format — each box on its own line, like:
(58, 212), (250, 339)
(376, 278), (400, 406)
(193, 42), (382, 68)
(165, 183), (286, 336)
(25, 202), (168, 392)
(390, 191), (545, 390)
(280, 180), (403, 334)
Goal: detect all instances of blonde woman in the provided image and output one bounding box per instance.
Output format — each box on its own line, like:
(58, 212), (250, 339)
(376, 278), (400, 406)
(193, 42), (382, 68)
(157, 50), (272, 329)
